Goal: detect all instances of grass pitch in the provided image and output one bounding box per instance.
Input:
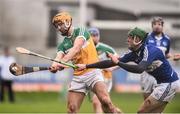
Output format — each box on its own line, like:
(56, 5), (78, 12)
(0, 92), (180, 113)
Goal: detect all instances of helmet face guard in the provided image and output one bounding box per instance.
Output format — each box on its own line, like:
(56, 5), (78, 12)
(128, 27), (147, 46)
(132, 36), (143, 46)
(52, 12), (72, 36)
(53, 20), (72, 36)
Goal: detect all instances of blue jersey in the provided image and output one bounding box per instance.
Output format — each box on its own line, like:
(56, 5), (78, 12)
(146, 32), (170, 55)
(120, 45), (178, 84)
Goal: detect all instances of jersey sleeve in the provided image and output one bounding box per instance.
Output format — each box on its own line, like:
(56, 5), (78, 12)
(76, 27), (90, 41)
(120, 51), (134, 63)
(165, 39), (170, 55)
(57, 40), (66, 54)
(145, 33), (151, 45)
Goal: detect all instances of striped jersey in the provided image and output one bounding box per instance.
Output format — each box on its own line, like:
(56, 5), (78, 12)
(146, 32), (170, 55)
(120, 45), (178, 84)
(57, 27), (99, 76)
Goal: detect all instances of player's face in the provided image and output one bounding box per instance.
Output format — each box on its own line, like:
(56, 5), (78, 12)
(127, 36), (141, 51)
(54, 22), (70, 36)
(127, 36), (135, 50)
(152, 21), (163, 34)
(92, 35), (99, 45)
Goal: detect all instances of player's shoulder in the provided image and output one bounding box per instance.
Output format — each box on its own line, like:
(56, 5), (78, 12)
(74, 26), (88, 34)
(162, 33), (170, 40)
(74, 26), (90, 40)
(146, 32), (154, 40)
(120, 50), (133, 59)
(147, 32), (153, 37)
(146, 44), (161, 52)
(147, 32), (152, 36)
(123, 50), (133, 55)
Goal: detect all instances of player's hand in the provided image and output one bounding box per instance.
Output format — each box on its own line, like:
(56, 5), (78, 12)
(173, 53), (180, 61)
(76, 64), (86, 71)
(107, 52), (120, 64)
(49, 62), (64, 73)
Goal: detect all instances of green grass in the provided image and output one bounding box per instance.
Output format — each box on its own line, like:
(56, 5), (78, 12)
(0, 92), (180, 113)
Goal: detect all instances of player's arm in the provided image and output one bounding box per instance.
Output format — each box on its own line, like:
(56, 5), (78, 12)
(77, 50), (133, 70)
(86, 60), (117, 69)
(61, 37), (85, 62)
(86, 57), (148, 73)
(116, 61), (148, 73)
(50, 52), (65, 73)
(54, 52), (65, 61)
(104, 53), (120, 71)
(104, 47), (119, 71)
(116, 46), (156, 74)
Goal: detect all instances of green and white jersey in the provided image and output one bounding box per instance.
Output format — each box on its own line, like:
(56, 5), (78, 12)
(96, 42), (117, 61)
(57, 27), (90, 54)
(56, 26), (99, 76)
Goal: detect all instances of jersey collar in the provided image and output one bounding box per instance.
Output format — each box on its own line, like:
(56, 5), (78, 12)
(151, 32), (165, 40)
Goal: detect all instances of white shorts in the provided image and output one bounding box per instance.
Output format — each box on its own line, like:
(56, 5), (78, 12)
(104, 78), (112, 93)
(151, 79), (180, 102)
(68, 69), (104, 95)
(140, 72), (157, 93)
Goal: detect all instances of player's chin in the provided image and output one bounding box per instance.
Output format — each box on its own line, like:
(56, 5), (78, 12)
(60, 30), (68, 36)
(128, 46), (133, 51)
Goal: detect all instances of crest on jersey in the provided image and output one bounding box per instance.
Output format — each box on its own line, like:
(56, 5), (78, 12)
(148, 40), (155, 43)
(162, 41), (168, 46)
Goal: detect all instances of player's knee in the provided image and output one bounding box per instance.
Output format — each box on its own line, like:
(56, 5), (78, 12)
(68, 103), (77, 113)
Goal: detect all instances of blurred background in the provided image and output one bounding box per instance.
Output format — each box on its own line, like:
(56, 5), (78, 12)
(0, 0), (180, 113)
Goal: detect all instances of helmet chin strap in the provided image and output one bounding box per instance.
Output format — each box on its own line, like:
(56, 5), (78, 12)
(133, 36), (142, 45)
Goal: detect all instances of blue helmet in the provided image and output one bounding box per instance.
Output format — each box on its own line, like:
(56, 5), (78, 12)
(88, 27), (100, 38)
